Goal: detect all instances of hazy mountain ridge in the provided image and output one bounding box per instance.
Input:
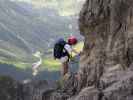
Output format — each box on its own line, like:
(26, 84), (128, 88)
(31, 0), (85, 16)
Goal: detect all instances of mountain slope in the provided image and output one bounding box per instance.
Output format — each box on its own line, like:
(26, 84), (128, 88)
(0, 0), (79, 62)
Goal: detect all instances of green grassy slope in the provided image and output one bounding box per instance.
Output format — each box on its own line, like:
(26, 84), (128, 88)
(0, 41), (83, 71)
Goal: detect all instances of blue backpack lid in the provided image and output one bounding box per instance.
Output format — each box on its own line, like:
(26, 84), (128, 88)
(58, 38), (64, 42)
(54, 38), (65, 44)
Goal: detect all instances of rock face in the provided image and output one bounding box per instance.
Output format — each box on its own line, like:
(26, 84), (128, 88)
(0, 76), (21, 100)
(79, 0), (133, 88)
(22, 80), (51, 100)
(73, 0), (133, 100)
(0, 76), (55, 100)
(42, 73), (79, 100)
(1, 0), (133, 100)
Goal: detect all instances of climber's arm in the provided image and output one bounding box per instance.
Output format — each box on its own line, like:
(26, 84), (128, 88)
(71, 48), (80, 55)
(64, 44), (81, 56)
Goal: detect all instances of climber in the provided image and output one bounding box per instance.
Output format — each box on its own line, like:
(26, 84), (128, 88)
(53, 36), (79, 77)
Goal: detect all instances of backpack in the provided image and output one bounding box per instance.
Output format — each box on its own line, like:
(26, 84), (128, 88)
(54, 39), (70, 59)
